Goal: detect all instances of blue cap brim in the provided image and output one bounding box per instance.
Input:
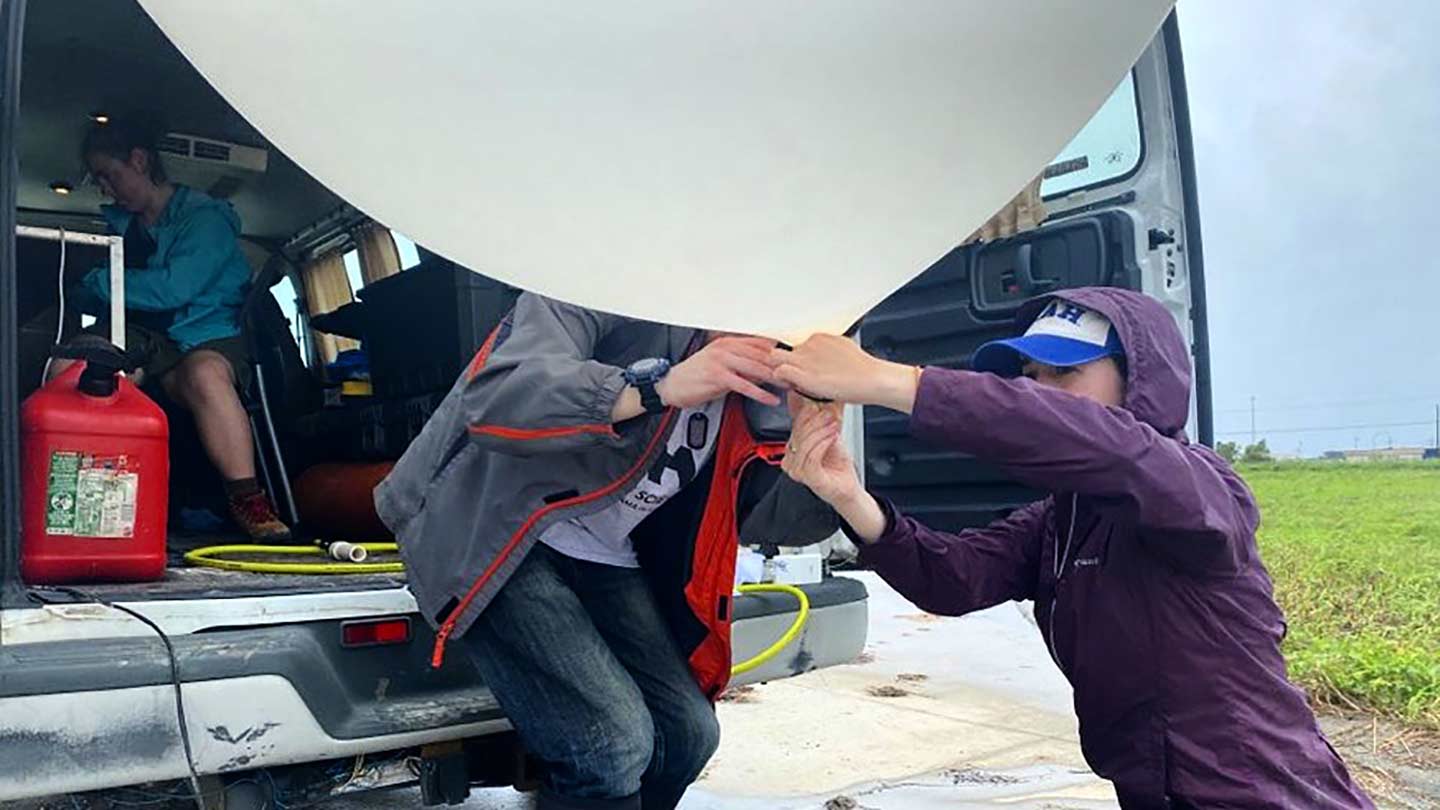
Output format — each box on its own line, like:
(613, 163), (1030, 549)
(971, 334), (1115, 377)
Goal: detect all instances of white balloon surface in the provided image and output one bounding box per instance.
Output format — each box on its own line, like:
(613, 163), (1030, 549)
(140, 1), (1173, 339)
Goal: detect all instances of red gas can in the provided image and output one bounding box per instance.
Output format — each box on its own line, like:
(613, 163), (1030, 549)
(20, 352), (170, 584)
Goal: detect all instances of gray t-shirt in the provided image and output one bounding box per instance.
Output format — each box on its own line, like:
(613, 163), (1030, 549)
(540, 398), (726, 567)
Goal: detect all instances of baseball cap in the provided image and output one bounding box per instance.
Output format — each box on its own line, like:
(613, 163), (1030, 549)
(971, 298), (1124, 377)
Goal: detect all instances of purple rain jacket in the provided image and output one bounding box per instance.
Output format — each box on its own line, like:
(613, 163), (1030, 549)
(859, 287), (1373, 809)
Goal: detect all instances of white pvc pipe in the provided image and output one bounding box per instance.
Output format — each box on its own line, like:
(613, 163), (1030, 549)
(15, 226), (117, 246)
(15, 226), (126, 351)
(108, 236), (125, 351)
(326, 542), (368, 563)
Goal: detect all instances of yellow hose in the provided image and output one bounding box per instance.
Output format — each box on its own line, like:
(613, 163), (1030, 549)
(184, 545), (811, 674)
(183, 543), (404, 575)
(731, 582), (811, 676)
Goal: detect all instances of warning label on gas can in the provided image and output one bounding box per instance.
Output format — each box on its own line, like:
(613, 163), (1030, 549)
(45, 451), (139, 538)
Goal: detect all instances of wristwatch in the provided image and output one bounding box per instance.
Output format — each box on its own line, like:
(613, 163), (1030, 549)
(623, 357), (672, 415)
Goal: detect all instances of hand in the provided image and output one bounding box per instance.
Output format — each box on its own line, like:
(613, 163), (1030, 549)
(657, 336), (781, 409)
(780, 393), (861, 506)
(769, 335), (921, 413)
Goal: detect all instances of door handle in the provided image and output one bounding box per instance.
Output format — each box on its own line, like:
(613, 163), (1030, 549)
(1013, 244), (1057, 295)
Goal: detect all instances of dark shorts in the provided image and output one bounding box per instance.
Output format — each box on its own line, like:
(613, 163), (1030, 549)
(75, 322), (252, 393)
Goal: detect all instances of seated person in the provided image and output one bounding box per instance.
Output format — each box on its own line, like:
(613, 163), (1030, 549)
(49, 115), (291, 542)
(375, 294), (838, 810)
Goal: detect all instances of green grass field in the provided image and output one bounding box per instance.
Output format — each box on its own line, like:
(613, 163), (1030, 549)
(1240, 461), (1440, 728)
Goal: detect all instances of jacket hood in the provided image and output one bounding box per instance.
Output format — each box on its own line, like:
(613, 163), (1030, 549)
(1014, 287), (1192, 438)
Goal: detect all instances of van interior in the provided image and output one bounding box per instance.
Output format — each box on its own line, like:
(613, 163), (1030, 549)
(11, 0), (525, 602)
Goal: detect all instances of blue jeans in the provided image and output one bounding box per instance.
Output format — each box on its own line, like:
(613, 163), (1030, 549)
(457, 544), (720, 810)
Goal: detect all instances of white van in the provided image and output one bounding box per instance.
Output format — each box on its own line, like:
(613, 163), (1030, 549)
(0, 2), (1209, 807)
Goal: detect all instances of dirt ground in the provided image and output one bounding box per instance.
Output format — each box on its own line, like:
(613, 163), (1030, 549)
(1318, 712), (1440, 810)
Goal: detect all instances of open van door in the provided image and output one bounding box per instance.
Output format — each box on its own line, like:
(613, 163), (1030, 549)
(0, 0), (23, 613)
(858, 13), (1210, 533)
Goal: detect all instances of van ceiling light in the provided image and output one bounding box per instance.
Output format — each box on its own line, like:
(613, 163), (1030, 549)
(89, 112), (110, 124)
(49, 181), (73, 195)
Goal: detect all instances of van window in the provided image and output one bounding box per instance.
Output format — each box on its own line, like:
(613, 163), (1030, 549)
(343, 249), (364, 295)
(1041, 74), (1142, 198)
(270, 274), (308, 363)
(301, 251), (361, 364)
(395, 233), (421, 270)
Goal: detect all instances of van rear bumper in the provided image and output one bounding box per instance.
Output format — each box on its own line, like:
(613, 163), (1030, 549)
(0, 674), (510, 800)
(0, 617), (506, 800)
(0, 576), (867, 800)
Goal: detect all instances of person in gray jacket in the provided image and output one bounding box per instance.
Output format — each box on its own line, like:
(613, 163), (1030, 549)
(375, 293), (838, 810)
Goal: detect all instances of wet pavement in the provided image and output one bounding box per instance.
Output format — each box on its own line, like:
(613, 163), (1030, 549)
(338, 572), (1115, 809)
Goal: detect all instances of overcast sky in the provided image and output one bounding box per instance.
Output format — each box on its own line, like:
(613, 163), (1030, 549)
(1178, 0), (1440, 455)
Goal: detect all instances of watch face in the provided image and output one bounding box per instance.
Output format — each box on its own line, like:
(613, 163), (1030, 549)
(627, 357), (671, 383)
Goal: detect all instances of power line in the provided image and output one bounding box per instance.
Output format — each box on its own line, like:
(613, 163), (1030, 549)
(1215, 420), (1434, 438)
(1214, 393), (1440, 415)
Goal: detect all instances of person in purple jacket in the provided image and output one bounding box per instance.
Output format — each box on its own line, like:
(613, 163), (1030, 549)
(768, 288), (1373, 810)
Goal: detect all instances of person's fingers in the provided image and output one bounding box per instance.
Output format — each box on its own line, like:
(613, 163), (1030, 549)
(792, 418), (840, 468)
(781, 439), (806, 481)
(708, 341), (776, 374)
(792, 420), (837, 462)
(722, 353), (778, 384)
(821, 433), (854, 470)
(774, 364), (834, 400)
(715, 336), (779, 356)
(787, 391), (805, 418)
(727, 346), (780, 375)
(726, 374), (781, 406)
(783, 424), (845, 493)
(766, 347), (795, 369)
(789, 395), (821, 430)
(807, 397), (841, 421)
(797, 428), (842, 475)
(795, 410), (825, 445)
(772, 364), (807, 391)
(780, 452), (801, 481)
(803, 405), (840, 445)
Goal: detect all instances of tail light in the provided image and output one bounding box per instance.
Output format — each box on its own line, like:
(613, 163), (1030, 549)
(342, 617), (412, 648)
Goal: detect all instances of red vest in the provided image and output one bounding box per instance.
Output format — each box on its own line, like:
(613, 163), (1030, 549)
(682, 396), (785, 698)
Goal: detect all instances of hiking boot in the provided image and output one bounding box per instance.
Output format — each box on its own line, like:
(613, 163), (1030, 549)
(229, 489), (293, 542)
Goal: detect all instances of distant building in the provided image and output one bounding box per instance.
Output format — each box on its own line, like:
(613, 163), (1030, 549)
(1322, 447), (1430, 463)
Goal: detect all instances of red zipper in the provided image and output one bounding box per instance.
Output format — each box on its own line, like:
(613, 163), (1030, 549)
(463, 322), (505, 381)
(468, 423), (619, 441)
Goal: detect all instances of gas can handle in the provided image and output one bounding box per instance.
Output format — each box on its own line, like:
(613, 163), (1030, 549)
(53, 341), (127, 397)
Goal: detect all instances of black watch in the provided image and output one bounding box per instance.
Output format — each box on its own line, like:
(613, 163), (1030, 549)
(623, 357), (673, 415)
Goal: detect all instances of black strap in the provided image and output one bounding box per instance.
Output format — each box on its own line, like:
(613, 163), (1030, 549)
(638, 380), (665, 414)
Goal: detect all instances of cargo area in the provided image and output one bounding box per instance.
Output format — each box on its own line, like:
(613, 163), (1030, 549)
(6, 0), (524, 601)
(13, 222), (517, 601)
